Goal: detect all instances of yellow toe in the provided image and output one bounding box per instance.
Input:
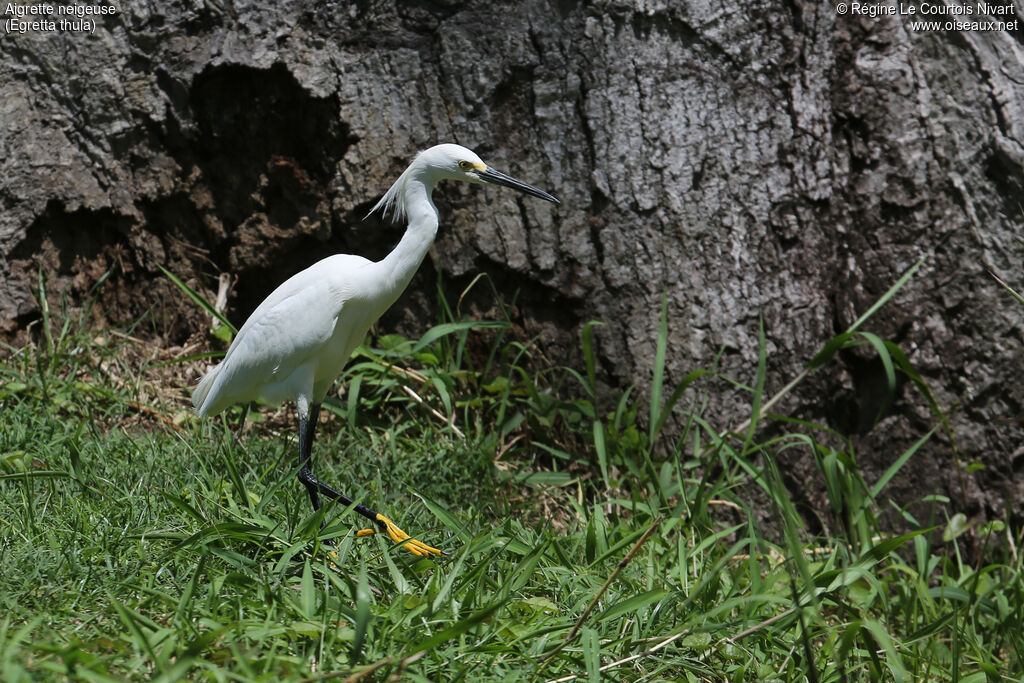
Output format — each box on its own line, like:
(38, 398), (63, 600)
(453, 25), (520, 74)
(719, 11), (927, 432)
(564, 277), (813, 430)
(356, 514), (441, 556)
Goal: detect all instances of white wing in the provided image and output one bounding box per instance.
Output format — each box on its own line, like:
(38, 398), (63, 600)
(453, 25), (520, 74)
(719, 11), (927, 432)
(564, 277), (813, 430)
(193, 254), (373, 416)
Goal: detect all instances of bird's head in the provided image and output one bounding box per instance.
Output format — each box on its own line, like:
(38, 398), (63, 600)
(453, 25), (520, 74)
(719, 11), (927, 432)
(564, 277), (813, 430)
(424, 143), (560, 204)
(370, 143), (559, 223)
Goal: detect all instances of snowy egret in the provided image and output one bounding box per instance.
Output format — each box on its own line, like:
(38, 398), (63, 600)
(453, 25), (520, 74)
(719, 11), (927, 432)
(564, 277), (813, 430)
(192, 143), (559, 557)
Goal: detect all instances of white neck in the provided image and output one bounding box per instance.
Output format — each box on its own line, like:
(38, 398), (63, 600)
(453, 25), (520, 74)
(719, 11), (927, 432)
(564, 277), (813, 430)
(377, 172), (440, 303)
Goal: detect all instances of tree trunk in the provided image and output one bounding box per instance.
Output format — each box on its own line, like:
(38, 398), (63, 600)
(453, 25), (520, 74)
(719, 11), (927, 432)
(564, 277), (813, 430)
(2, 1), (1021, 522)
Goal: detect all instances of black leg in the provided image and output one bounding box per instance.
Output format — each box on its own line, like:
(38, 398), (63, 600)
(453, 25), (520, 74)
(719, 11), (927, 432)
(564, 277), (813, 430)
(297, 403), (321, 511)
(293, 400), (441, 556)
(296, 402), (386, 531)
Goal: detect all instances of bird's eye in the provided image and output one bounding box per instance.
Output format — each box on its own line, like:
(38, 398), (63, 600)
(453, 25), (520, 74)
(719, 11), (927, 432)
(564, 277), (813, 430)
(458, 160), (474, 171)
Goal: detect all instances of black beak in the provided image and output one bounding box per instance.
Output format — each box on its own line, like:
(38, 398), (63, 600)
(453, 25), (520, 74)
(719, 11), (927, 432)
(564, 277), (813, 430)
(478, 167), (560, 204)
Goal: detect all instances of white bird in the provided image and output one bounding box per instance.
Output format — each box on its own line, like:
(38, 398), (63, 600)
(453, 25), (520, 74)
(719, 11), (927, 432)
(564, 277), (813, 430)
(192, 143), (559, 557)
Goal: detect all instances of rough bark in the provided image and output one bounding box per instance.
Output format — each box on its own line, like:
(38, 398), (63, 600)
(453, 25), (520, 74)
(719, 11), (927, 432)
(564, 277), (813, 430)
(2, 1), (1022, 522)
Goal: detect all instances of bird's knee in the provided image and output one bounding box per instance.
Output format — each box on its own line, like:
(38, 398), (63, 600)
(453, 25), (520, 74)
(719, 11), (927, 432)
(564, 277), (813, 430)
(297, 468), (316, 486)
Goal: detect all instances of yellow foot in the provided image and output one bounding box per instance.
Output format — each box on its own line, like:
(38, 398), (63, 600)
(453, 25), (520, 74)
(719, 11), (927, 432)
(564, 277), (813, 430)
(355, 514), (441, 557)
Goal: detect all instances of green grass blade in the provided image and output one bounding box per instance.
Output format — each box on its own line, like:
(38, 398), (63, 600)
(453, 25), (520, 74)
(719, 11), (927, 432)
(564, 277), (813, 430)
(351, 563), (371, 662)
(651, 369), (711, 444)
(988, 269), (1024, 305)
(583, 626), (601, 683)
(592, 420), (609, 486)
(111, 600), (161, 673)
(847, 254), (927, 334)
(649, 292), (669, 443)
(857, 331), (896, 391)
(158, 265), (237, 335)
(300, 560), (315, 620)
(869, 428), (935, 500)
(580, 321), (604, 397)
(744, 318), (768, 450)
(407, 599), (507, 654)
(597, 588), (669, 623)
(411, 320), (508, 353)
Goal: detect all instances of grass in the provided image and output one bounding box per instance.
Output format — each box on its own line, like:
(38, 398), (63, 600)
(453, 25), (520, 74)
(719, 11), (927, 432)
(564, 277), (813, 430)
(1, 265), (1022, 681)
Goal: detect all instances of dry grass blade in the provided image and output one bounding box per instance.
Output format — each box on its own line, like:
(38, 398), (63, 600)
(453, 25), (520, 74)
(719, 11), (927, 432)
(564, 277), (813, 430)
(342, 655), (393, 682)
(542, 607), (794, 682)
(383, 363), (429, 384)
(727, 608), (796, 642)
(127, 401), (187, 433)
(988, 268), (1024, 305)
(543, 627), (690, 683)
(538, 515), (664, 670)
(339, 651), (424, 683)
(213, 272), (233, 318)
(400, 384), (465, 438)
